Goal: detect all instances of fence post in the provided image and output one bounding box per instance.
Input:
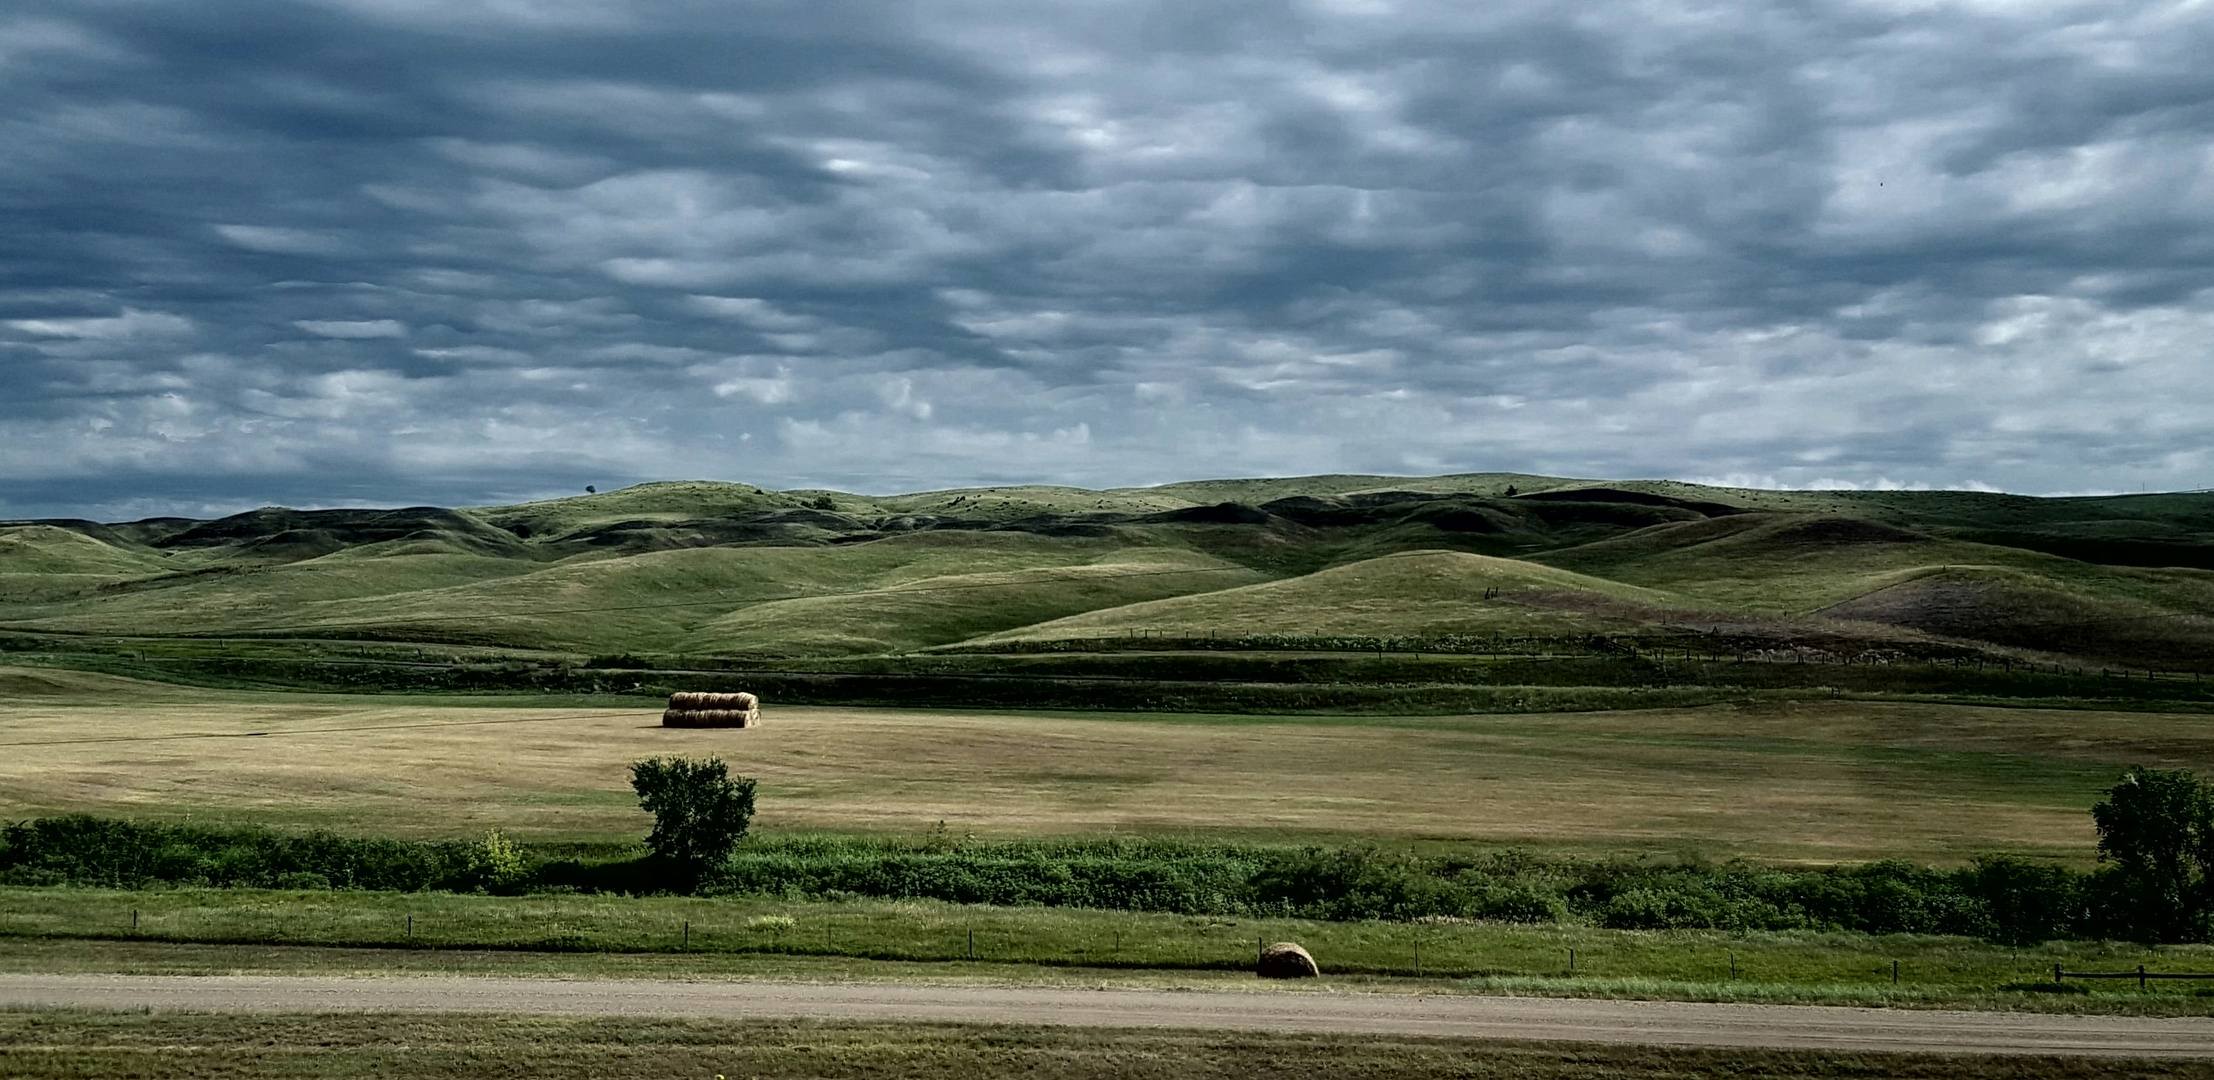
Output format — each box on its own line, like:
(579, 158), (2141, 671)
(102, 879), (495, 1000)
(969, 928), (975, 960)
(131, 909), (138, 931)
(2141, 964), (2148, 990)
(1892, 960), (1898, 985)
(407, 915), (412, 939)
(683, 921), (690, 950)
(1729, 952), (1737, 981)
(2053, 963), (2062, 984)
(1569, 948), (1575, 975)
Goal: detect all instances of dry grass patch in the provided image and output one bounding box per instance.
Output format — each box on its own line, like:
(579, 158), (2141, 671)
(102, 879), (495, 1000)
(0, 679), (2205, 859)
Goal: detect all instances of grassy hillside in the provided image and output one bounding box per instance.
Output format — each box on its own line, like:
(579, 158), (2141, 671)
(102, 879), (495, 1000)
(3, 474), (2211, 678)
(1538, 514), (2071, 611)
(688, 548), (1264, 656)
(966, 550), (1682, 646)
(0, 533), (1247, 654)
(0, 525), (167, 575)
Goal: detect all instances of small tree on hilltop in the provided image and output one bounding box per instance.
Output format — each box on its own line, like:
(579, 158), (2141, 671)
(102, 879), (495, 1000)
(630, 757), (756, 883)
(2091, 766), (2214, 942)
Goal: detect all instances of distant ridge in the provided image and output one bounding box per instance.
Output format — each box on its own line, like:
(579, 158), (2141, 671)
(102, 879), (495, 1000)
(1, 473), (2209, 671)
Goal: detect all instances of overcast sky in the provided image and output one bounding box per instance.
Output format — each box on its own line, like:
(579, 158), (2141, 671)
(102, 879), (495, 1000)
(3, 0), (2211, 519)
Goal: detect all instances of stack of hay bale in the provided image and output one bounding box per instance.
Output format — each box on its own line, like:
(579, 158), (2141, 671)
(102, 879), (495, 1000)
(661, 691), (761, 728)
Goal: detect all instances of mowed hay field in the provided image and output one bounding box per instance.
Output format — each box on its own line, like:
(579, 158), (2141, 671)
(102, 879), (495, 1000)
(1, 667), (2205, 862)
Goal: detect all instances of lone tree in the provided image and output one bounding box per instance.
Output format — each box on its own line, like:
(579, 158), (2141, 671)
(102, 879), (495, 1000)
(630, 757), (756, 881)
(2092, 766), (2214, 942)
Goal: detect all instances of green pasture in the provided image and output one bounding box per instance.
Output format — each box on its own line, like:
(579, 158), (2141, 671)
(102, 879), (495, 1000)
(4, 888), (2212, 1013)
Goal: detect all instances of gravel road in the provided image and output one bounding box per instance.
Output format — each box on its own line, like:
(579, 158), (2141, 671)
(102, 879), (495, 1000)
(2, 973), (2210, 1057)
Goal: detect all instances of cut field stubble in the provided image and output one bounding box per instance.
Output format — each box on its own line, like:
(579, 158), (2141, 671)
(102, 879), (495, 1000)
(2, 689), (2206, 860)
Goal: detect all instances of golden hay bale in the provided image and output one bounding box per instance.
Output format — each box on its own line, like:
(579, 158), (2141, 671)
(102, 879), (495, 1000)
(662, 708), (758, 728)
(669, 691), (758, 711)
(663, 691), (761, 728)
(1257, 941), (1319, 979)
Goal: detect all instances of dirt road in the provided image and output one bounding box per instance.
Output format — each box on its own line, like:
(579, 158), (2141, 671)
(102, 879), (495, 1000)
(2, 973), (2208, 1057)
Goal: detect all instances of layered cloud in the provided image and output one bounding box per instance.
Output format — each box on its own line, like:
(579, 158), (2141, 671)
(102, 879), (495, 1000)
(2, 0), (2210, 517)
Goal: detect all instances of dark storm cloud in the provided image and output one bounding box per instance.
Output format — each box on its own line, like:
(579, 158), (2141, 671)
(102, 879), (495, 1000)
(3, 0), (2211, 518)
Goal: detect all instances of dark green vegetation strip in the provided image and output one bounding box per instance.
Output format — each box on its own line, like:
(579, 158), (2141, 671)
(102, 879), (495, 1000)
(3, 1012), (2209, 1080)
(6, 637), (2210, 715)
(0, 817), (2168, 944)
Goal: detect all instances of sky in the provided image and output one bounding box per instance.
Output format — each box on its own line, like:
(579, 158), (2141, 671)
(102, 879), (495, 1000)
(3, 0), (2211, 520)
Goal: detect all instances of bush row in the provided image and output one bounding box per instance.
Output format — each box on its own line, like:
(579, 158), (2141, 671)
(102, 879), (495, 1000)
(0, 816), (2188, 944)
(0, 816), (528, 894)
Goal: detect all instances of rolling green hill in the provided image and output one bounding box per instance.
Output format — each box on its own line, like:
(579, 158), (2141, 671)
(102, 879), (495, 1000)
(3, 474), (2211, 674)
(964, 550), (1679, 646)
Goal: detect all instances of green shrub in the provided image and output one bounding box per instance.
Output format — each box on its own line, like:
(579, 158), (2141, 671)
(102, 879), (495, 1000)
(459, 830), (532, 894)
(715, 846), (1259, 914)
(1968, 855), (2076, 946)
(1467, 883), (1564, 923)
(630, 758), (757, 879)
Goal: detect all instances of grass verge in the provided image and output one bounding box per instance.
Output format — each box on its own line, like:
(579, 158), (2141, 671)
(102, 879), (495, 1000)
(6, 1011), (2207, 1079)
(5, 889), (2214, 1014)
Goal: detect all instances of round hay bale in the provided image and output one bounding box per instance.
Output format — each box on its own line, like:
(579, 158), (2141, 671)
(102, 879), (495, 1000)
(1257, 941), (1318, 979)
